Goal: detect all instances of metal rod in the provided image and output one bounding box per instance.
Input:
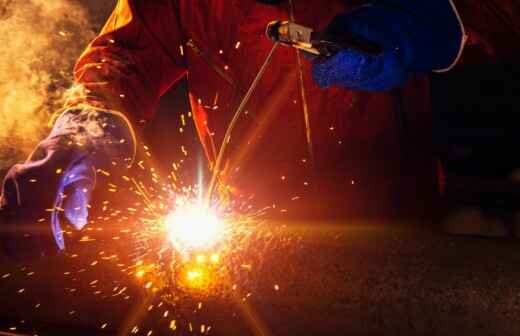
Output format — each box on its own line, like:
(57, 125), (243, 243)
(289, 0), (314, 163)
(205, 42), (280, 206)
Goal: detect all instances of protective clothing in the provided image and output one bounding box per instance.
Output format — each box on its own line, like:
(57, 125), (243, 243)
(312, 1), (465, 90)
(0, 108), (135, 255)
(2, 0), (519, 252)
(39, 0), (520, 214)
(70, 0), (443, 219)
(256, 0), (285, 4)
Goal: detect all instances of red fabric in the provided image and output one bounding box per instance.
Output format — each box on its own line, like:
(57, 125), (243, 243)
(71, 0), (518, 217)
(456, 0), (520, 63)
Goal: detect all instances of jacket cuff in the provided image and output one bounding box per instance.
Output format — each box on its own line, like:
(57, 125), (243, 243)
(50, 107), (137, 167)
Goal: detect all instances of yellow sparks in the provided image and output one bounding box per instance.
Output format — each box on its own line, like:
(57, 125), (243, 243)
(97, 169), (110, 177)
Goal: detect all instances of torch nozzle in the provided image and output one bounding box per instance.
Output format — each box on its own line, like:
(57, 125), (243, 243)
(266, 20), (382, 57)
(266, 20), (319, 54)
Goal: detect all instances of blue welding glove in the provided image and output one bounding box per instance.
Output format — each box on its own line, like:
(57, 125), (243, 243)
(312, 0), (465, 91)
(0, 108), (135, 256)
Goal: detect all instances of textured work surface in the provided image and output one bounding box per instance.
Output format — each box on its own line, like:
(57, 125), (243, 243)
(1, 221), (519, 335)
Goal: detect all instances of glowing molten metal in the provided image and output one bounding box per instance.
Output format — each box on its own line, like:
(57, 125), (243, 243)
(165, 204), (223, 250)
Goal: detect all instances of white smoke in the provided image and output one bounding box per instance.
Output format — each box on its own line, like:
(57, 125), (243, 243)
(0, 0), (97, 169)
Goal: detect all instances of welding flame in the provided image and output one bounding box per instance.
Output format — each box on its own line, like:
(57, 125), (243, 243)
(165, 203), (224, 250)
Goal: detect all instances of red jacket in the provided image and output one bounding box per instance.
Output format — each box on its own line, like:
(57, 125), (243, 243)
(70, 0), (519, 217)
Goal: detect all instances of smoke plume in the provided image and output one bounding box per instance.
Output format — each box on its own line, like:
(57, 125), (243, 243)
(0, 0), (97, 169)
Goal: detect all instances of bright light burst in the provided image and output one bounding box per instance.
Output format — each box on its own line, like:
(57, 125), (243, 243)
(164, 203), (224, 251)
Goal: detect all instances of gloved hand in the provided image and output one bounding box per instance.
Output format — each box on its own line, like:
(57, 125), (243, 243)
(312, 0), (464, 91)
(0, 107), (135, 257)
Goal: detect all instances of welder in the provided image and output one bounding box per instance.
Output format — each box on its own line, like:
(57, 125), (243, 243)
(1, 0), (517, 256)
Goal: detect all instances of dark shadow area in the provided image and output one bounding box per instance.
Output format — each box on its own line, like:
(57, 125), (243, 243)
(432, 60), (520, 233)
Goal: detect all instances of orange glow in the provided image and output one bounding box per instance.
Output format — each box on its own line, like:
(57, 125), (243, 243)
(164, 203), (224, 250)
(180, 266), (210, 290)
(187, 269), (203, 281)
(210, 253), (220, 264)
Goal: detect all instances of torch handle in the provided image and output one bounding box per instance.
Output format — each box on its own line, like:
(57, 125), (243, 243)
(310, 31), (382, 58)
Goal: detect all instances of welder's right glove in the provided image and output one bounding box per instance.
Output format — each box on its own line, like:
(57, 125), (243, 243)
(312, 0), (465, 91)
(0, 107), (135, 257)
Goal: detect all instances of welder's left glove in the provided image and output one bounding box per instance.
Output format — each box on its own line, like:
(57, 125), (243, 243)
(312, 0), (465, 91)
(0, 107), (135, 257)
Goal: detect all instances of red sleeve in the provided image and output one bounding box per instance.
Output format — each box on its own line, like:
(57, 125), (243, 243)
(458, 0), (520, 63)
(68, 0), (187, 121)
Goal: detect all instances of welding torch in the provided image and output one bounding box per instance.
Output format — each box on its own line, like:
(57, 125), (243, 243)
(205, 21), (382, 204)
(266, 20), (382, 58)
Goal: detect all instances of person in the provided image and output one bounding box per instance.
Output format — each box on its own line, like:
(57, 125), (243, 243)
(0, 0), (516, 255)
